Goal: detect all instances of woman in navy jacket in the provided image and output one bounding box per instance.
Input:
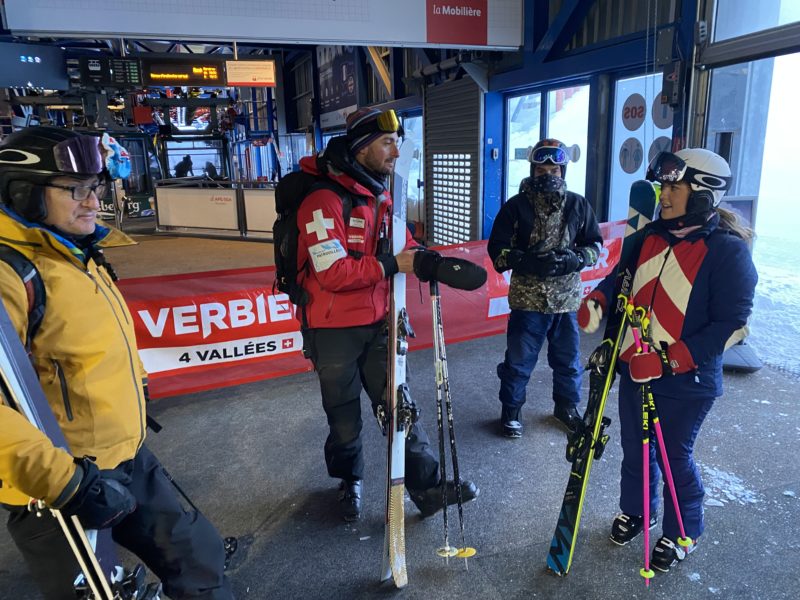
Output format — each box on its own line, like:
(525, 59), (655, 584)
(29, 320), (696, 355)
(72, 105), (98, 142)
(580, 148), (758, 573)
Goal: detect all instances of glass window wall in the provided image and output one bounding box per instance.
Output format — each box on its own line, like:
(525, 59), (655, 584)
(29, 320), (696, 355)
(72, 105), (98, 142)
(608, 73), (673, 222)
(714, 0), (800, 41)
(547, 85), (589, 197)
(706, 52), (800, 375)
(505, 92), (541, 200)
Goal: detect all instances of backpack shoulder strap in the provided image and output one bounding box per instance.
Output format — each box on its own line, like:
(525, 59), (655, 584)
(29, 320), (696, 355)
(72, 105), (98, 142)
(307, 179), (354, 222)
(0, 244), (46, 351)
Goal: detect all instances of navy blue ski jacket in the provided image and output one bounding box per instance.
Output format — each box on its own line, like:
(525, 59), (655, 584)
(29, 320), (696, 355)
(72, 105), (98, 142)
(597, 213), (757, 399)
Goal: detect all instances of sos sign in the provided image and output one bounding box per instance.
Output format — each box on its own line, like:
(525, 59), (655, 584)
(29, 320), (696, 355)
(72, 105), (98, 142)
(622, 93), (646, 131)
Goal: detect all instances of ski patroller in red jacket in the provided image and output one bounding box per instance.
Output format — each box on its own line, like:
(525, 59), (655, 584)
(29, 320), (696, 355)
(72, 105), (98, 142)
(295, 141), (414, 329)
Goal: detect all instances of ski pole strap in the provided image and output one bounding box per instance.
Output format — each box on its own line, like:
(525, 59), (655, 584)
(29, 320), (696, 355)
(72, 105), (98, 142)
(623, 299), (674, 377)
(656, 342), (674, 376)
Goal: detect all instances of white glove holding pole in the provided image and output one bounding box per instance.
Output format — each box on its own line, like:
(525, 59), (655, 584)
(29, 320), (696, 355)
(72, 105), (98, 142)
(578, 291), (605, 333)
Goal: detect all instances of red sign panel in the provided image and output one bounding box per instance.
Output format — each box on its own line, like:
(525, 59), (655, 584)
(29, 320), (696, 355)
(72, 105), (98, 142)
(426, 0), (488, 46)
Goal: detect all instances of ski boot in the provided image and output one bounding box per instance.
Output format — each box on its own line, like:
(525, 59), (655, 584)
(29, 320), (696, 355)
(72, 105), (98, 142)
(553, 404), (582, 433)
(410, 480), (480, 518)
(609, 513), (658, 546)
(338, 480), (363, 522)
(500, 405), (523, 438)
(651, 535), (697, 572)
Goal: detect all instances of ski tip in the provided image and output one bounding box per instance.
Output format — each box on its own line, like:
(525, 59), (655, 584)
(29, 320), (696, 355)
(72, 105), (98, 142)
(436, 546), (459, 558)
(455, 547), (476, 559)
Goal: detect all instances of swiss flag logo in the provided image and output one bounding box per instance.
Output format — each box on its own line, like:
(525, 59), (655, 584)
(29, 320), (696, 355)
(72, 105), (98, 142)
(426, 1), (488, 46)
(282, 338), (294, 350)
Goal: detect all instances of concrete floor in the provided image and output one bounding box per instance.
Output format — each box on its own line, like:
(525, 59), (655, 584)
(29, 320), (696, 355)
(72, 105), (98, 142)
(2, 327), (797, 599)
(103, 218), (273, 278)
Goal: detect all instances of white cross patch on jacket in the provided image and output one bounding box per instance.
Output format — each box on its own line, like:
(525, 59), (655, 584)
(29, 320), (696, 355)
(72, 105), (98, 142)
(306, 209), (335, 242)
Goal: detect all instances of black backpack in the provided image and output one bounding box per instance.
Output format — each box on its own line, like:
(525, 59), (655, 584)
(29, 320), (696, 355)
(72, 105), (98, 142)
(272, 171), (352, 307)
(0, 245), (46, 352)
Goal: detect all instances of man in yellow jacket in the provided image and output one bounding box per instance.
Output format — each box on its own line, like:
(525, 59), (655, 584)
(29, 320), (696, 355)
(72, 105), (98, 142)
(0, 127), (233, 600)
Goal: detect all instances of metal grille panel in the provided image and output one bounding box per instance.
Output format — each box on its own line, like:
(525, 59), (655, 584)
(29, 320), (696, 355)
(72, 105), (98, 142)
(424, 78), (483, 245)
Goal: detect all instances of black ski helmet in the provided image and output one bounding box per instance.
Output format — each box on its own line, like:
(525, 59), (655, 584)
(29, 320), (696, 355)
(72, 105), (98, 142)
(528, 138), (570, 178)
(0, 126), (105, 222)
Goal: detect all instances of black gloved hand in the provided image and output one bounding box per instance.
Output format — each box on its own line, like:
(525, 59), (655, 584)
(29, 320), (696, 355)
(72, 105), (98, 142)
(413, 249), (443, 282)
(548, 248), (585, 276)
(58, 458), (136, 529)
(522, 249), (560, 277)
(505, 249), (526, 271)
(414, 249), (487, 290)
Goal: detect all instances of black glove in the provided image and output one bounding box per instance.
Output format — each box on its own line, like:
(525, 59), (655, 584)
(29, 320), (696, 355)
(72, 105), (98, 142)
(413, 249), (487, 290)
(413, 249), (443, 282)
(58, 458), (136, 530)
(548, 248), (585, 276)
(522, 249), (560, 277)
(505, 249), (526, 271)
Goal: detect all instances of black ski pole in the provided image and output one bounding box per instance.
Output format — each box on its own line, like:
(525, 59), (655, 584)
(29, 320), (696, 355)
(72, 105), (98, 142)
(430, 278), (475, 565)
(430, 278), (454, 560)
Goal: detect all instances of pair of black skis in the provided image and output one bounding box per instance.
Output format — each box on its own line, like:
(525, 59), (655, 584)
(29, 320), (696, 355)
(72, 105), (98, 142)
(547, 180), (659, 576)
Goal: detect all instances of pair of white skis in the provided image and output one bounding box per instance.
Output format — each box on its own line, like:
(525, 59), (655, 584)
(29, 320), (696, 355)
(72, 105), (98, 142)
(381, 140), (473, 588)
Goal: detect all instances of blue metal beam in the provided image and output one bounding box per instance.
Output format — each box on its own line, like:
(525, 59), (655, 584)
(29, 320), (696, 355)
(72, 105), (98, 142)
(532, 0), (596, 63)
(482, 91), (504, 238)
(673, 0), (699, 147)
(526, 0), (540, 53)
(391, 48), (405, 99)
(489, 34), (649, 92)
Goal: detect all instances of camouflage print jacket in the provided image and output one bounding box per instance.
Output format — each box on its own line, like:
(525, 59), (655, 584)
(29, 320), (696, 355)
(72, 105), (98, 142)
(487, 180), (603, 313)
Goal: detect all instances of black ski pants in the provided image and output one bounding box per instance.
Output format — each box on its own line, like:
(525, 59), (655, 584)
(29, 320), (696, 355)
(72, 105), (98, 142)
(305, 322), (439, 491)
(5, 445), (233, 600)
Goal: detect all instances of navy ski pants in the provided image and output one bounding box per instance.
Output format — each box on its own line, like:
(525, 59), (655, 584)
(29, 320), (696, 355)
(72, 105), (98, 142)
(5, 445), (233, 600)
(618, 374), (715, 541)
(497, 309), (583, 410)
(305, 322), (439, 491)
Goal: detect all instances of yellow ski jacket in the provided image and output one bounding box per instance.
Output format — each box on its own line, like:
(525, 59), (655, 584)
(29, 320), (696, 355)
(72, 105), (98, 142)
(0, 208), (146, 507)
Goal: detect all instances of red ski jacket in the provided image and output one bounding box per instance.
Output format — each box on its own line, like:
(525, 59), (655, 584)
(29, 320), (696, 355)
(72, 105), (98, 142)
(295, 152), (413, 329)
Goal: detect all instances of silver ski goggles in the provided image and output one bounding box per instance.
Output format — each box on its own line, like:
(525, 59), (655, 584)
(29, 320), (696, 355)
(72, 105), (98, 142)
(528, 145), (569, 165)
(646, 151), (731, 191)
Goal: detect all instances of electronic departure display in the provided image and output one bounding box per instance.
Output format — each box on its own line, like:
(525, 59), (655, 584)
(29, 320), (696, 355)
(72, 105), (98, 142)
(79, 57), (142, 86)
(141, 57), (225, 86)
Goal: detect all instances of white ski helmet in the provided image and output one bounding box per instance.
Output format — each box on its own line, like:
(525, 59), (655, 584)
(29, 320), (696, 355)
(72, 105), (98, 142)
(674, 148), (732, 208)
(648, 148), (732, 211)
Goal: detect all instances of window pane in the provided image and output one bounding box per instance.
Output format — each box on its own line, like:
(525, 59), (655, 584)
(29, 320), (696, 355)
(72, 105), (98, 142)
(547, 85), (589, 197)
(402, 115), (425, 226)
(505, 92), (541, 200)
(706, 53), (800, 375)
(714, 0), (800, 42)
(608, 73), (673, 222)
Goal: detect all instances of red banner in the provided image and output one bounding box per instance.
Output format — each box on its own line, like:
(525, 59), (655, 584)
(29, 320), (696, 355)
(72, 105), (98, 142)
(117, 226), (625, 398)
(426, 0), (488, 46)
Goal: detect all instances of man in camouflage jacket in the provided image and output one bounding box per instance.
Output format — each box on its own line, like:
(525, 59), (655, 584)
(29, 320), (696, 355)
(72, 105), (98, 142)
(487, 139), (602, 438)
